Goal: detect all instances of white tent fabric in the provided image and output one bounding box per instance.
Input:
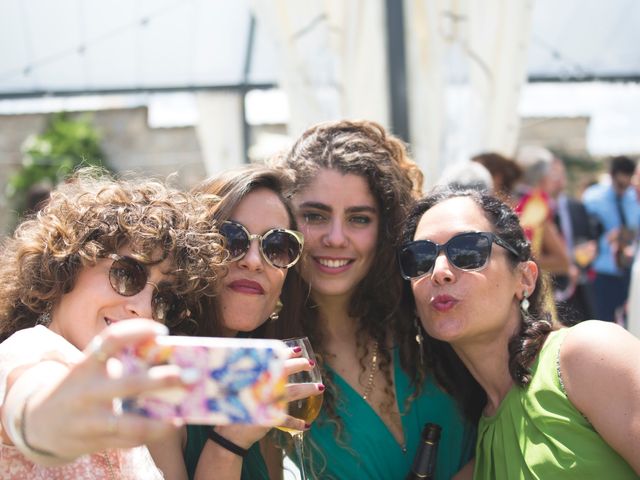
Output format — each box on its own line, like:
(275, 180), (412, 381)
(405, 0), (533, 185)
(249, 0), (389, 137)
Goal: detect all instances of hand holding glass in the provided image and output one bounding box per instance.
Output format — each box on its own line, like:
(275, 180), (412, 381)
(276, 337), (323, 480)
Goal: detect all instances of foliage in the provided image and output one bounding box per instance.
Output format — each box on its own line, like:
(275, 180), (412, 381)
(6, 112), (109, 219)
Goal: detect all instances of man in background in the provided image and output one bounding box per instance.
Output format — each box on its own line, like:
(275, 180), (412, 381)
(583, 155), (640, 322)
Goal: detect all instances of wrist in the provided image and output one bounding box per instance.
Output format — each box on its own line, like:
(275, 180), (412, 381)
(207, 427), (250, 458)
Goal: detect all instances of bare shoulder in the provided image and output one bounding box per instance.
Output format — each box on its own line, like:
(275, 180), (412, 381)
(560, 320), (640, 411)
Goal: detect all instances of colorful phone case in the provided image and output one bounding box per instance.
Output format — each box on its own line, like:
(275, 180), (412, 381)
(119, 336), (288, 426)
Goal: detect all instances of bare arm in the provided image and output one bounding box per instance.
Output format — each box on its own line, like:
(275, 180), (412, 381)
(148, 426), (188, 480)
(452, 459), (474, 480)
(561, 320), (640, 473)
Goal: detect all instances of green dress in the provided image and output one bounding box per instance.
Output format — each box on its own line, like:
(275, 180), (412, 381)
(184, 425), (269, 480)
(475, 328), (638, 479)
(304, 347), (476, 480)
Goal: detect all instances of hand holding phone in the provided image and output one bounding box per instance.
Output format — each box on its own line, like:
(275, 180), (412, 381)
(118, 336), (288, 426)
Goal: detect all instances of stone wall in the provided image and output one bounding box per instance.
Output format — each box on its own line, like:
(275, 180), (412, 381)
(0, 107), (206, 235)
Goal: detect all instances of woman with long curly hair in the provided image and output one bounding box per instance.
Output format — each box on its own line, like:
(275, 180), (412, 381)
(271, 120), (475, 479)
(0, 169), (224, 479)
(400, 188), (640, 478)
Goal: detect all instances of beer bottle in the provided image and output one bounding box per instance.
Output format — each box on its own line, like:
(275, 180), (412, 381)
(405, 423), (441, 479)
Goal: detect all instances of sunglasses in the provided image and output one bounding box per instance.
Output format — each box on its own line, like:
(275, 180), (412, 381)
(220, 221), (304, 269)
(398, 232), (521, 280)
(108, 254), (190, 328)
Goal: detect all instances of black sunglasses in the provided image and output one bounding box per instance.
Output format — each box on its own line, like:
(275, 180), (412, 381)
(108, 254), (190, 328)
(398, 232), (521, 280)
(220, 221), (304, 269)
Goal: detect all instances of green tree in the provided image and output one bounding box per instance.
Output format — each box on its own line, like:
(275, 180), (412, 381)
(6, 112), (109, 220)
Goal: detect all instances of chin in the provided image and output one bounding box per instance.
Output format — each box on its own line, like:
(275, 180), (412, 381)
(425, 317), (465, 342)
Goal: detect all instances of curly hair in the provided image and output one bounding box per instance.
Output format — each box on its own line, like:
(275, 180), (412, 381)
(401, 188), (554, 422)
(191, 164), (306, 339)
(271, 120), (425, 445)
(0, 168), (226, 341)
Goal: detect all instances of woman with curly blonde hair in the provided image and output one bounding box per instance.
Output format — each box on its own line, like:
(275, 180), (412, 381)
(271, 120), (475, 479)
(0, 169), (225, 479)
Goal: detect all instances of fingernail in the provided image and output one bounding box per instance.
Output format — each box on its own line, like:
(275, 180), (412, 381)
(304, 423), (312, 430)
(317, 384), (325, 392)
(293, 346), (302, 353)
(308, 359), (316, 367)
(180, 367), (200, 384)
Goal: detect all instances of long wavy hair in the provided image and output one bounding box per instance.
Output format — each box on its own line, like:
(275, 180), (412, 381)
(401, 188), (554, 423)
(191, 164), (305, 339)
(0, 168), (226, 342)
(272, 120), (424, 446)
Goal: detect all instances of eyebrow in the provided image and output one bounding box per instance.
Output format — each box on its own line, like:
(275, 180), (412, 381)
(297, 201), (377, 214)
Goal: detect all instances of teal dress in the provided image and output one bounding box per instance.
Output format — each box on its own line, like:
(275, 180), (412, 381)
(305, 347), (476, 480)
(184, 425), (269, 480)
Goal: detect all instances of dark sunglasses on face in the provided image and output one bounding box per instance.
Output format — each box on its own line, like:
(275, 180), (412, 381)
(220, 220), (304, 269)
(108, 254), (190, 328)
(398, 231), (521, 280)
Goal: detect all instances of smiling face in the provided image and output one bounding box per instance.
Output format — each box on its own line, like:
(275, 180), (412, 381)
(48, 249), (175, 350)
(218, 187), (290, 336)
(410, 197), (529, 345)
(292, 169), (379, 305)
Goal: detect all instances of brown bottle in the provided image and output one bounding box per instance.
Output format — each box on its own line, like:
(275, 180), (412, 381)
(405, 423), (441, 479)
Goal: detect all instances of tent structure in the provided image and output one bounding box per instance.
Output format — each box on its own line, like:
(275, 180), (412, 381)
(1, 0), (638, 180)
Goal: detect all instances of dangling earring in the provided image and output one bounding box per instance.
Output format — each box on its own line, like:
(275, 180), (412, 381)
(520, 291), (530, 315)
(37, 305), (52, 326)
(414, 315), (424, 367)
(269, 299), (283, 322)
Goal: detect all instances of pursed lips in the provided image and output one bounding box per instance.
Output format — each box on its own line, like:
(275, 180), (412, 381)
(431, 294), (459, 312)
(228, 279), (265, 295)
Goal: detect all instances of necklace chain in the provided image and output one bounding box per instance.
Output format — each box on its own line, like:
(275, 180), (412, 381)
(362, 340), (379, 401)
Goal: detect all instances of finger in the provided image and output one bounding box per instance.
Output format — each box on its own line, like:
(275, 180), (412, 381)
(285, 382), (324, 402)
(83, 319), (169, 363)
(277, 414), (309, 433)
(286, 345), (304, 359)
(284, 357), (314, 376)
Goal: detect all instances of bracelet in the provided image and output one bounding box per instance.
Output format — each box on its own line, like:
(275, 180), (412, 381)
(207, 428), (249, 458)
(16, 393), (62, 459)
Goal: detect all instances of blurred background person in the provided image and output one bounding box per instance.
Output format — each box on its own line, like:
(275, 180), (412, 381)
(471, 152), (522, 203)
(514, 146), (570, 277)
(435, 160), (494, 192)
(582, 155), (640, 323)
(543, 153), (599, 323)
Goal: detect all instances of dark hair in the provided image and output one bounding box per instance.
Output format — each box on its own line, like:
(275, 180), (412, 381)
(401, 188), (553, 422)
(610, 155), (636, 176)
(0, 168), (225, 341)
(273, 120), (424, 436)
(472, 152), (523, 199)
(191, 164), (305, 339)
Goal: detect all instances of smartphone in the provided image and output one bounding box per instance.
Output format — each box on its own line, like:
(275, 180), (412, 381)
(118, 336), (289, 426)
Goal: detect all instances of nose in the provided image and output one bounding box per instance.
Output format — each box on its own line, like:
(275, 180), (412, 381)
(237, 239), (264, 272)
(431, 251), (455, 285)
(124, 284), (155, 319)
(322, 218), (348, 247)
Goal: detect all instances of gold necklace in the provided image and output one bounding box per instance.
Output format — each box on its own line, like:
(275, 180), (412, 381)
(362, 340), (379, 401)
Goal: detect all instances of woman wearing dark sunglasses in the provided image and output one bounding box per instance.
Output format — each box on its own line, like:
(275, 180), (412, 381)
(268, 120), (476, 480)
(149, 165), (322, 480)
(400, 188), (640, 479)
(0, 169), (224, 479)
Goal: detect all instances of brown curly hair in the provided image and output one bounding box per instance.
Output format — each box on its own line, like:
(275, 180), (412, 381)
(0, 168), (226, 342)
(271, 120), (425, 446)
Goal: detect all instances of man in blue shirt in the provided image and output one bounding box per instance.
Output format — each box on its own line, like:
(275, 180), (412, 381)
(583, 156), (640, 322)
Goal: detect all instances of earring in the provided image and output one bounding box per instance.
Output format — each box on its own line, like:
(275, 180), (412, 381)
(269, 299), (283, 322)
(520, 291), (530, 315)
(37, 306), (51, 326)
(414, 315), (424, 367)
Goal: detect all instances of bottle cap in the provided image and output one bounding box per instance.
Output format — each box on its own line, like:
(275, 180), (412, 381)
(421, 423), (442, 442)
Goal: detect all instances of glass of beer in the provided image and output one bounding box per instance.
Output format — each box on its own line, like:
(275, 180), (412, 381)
(276, 336), (323, 480)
